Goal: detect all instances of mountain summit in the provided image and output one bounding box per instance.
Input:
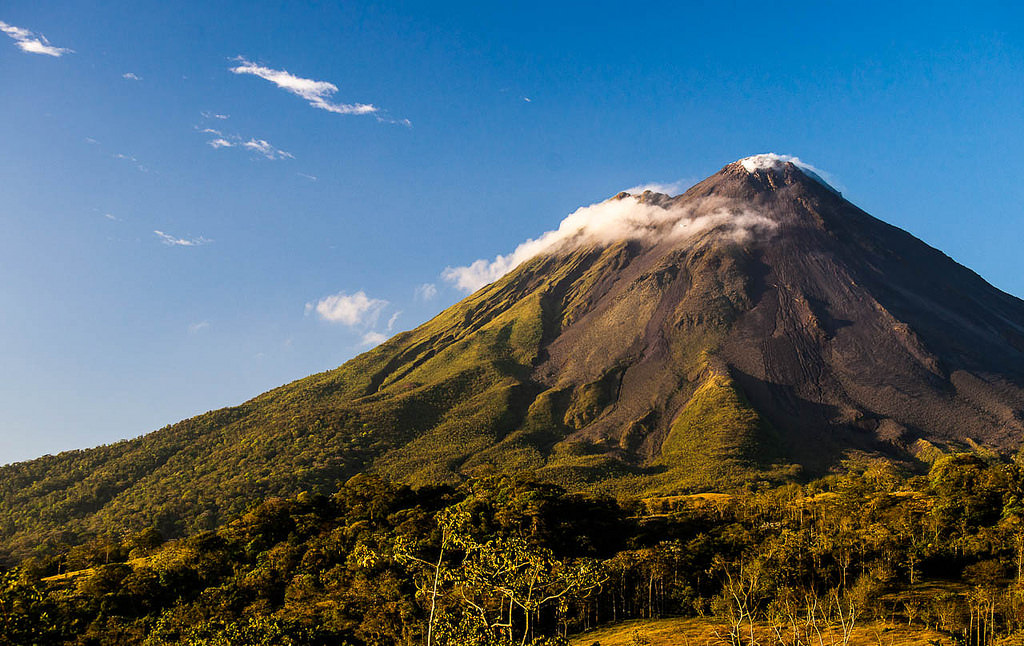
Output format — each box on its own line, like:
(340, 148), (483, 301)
(2, 156), (1023, 557)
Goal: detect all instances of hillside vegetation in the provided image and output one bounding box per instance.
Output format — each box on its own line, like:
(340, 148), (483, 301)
(5, 455), (1024, 645)
(0, 241), (778, 564)
(0, 253), (569, 562)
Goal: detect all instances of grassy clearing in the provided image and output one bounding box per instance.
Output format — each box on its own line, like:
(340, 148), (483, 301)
(570, 617), (949, 646)
(40, 567), (96, 584)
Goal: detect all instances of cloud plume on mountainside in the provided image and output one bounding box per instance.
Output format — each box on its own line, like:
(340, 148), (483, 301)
(442, 193), (777, 293)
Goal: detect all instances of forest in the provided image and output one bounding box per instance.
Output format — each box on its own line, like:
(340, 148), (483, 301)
(2, 453), (1023, 646)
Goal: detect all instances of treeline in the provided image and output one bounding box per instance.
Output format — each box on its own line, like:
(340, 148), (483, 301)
(3, 454), (1024, 645)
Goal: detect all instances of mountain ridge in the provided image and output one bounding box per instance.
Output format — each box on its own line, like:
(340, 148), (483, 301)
(1, 156), (1022, 562)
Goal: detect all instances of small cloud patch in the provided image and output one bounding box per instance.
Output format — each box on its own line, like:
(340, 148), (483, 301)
(113, 152), (148, 172)
(198, 128), (292, 160)
(361, 331), (388, 347)
(154, 230), (211, 247)
(305, 290), (388, 327)
(623, 180), (691, 196)
(414, 283), (438, 301)
(243, 138), (294, 160)
(386, 311), (401, 331)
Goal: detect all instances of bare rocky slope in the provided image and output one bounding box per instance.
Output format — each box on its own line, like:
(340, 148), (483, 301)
(1, 158), (1022, 559)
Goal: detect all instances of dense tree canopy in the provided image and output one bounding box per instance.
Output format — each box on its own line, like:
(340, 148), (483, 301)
(5, 458), (1024, 645)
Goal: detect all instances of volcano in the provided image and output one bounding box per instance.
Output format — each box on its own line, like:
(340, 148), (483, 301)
(2, 155), (1023, 557)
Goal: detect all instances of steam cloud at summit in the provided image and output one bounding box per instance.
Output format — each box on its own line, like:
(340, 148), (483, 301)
(442, 193), (777, 293)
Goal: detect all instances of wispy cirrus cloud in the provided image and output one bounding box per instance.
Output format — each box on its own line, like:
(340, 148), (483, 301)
(122, 72), (141, 81)
(386, 311), (400, 331)
(242, 138), (294, 159)
(201, 111), (229, 120)
(0, 21), (72, 57)
(154, 230), (211, 247)
(305, 290), (388, 326)
(197, 127), (292, 160)
(230, 57), (377, 116)
(414, 283), (438, 301)
(229, 57), (409, 125)
(83, 137), (149, 172)
(113, 152), (149, 173)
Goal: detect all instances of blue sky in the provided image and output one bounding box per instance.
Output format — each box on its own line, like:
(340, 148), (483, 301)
(2, 1), (1024, 463)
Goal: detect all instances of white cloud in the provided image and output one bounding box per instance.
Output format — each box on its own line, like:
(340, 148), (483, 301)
(188, 321), (210, 334)
(113, 152), (148, 173)
(198, 128), (292, 159)
(104, 213), (119, 221)
(623, 179), (691, 196)
(414, 283), (438, 301)
(442, 194), (777, 293)
(230, 57), (378, 116)
(738, 153), (841, 192)
(386, 311), (401, 332)
(305, 290), (388, 326)
(201, 111), (230, 120)
(361, 331), (389, 347)
(242, 138), (294, 160)
(154, 230), (211, 247)
(0, 21), (72, 57)
(122, 72), (141, 81)
(297, 172), (318, 181)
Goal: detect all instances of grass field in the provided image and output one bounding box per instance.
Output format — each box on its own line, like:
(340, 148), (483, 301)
(570, 617), (949, 646)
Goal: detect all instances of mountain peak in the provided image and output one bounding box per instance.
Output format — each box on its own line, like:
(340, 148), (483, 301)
(732, 153), (840, 195)
(736, 153), (803, 173)
(2, 152), (1024, 558)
